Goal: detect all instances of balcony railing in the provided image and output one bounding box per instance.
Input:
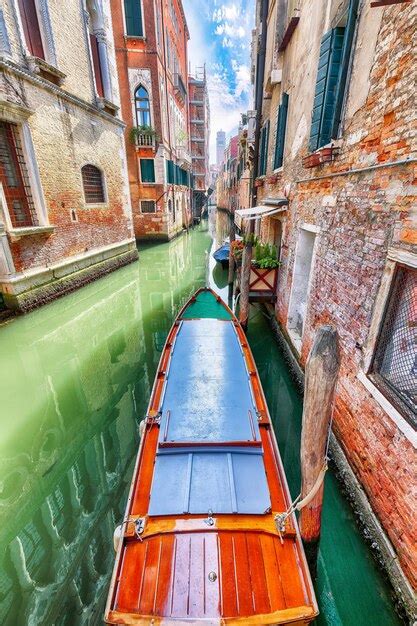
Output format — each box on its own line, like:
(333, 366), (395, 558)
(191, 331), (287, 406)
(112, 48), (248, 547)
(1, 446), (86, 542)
(130, 127), (157, 149)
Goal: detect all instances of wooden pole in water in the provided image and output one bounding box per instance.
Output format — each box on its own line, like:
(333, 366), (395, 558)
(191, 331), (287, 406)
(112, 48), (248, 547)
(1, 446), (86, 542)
(228, 217), (236, 299)
(299, 325), (340, 576)
(238, 230), (253, 331)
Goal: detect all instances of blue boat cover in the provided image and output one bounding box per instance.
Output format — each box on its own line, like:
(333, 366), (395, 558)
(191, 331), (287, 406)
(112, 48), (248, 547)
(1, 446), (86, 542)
(149, 448), (271, 515)
(159, 319), (260, 443)
(149, 319), (271, 516)
(213, 243), (230, 263)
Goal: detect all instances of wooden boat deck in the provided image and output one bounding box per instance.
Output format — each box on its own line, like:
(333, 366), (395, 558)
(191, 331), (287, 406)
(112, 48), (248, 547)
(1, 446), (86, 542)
(105, 288), (318, 625)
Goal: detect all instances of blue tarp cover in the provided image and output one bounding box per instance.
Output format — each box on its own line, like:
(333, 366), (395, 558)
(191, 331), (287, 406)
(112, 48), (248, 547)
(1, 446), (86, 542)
(149, 319), (271, 515)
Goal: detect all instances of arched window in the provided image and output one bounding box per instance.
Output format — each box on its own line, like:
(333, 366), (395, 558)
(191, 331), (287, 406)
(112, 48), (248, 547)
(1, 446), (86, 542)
(81, 164), (105, 204)
(135, 85), (151, 127)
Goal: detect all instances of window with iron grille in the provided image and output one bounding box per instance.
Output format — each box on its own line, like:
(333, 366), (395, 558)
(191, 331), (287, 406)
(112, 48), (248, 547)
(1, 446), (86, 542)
(370, 266), (417, 428)
(81, 164), (105, 204)
(141, 200), (156, 213)
(0, 121), (38, 227)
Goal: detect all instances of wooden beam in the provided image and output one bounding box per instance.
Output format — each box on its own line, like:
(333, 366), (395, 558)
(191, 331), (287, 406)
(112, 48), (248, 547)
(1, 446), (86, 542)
(278, 16), (300, 52)
(299, 325), (340, 575)
(370, 0), (411, 5)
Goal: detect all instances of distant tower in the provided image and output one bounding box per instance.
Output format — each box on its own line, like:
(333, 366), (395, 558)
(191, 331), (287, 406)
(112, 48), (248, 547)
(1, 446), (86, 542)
(216, 130), (226, 167)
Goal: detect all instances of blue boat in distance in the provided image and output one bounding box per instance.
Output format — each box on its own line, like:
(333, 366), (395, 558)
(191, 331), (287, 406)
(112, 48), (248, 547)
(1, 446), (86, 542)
(213, 242), (230, 268)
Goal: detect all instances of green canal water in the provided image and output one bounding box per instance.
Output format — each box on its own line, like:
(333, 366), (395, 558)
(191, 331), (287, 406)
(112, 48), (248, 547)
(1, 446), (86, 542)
(0, 211), (403, 625)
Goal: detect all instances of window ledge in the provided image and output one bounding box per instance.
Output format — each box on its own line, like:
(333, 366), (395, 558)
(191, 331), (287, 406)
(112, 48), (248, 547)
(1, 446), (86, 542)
(96, 97), (119, 116)
(357, 371), (417, 446)
(84, 203), (108, 210)
(26, 56), (66, 86)
(8, 225), (55, 240)
(303, 145), (340, 168)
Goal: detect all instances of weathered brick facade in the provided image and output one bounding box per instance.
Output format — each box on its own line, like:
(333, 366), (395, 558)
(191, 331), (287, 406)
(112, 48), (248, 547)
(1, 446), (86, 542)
(250, 0), (416, 612)
(0, 0), (137, 311)
(111, 0), (192, 240)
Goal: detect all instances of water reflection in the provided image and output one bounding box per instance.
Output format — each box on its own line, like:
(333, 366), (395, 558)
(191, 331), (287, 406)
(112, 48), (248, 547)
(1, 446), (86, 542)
(0, 213), (402, 626)
(0, 223), (212, 625)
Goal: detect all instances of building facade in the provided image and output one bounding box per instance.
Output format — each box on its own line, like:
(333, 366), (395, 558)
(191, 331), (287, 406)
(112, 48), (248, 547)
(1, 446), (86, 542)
(111, 0), (192, 241)
(216, 134), (239, 214)
(216, 129), (226, 168)
(188, 66), (210, 220)
(0, 0), (137, 312)
(248, 0), (416, 614)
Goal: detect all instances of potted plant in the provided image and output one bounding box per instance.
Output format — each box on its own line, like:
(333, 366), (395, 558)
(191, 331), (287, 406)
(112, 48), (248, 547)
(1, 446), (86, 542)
(250, 242), (280, 292)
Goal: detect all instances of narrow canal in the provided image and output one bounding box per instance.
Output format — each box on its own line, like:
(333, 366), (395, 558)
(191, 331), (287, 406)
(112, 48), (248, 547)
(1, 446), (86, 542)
(0, 211), (403, 625)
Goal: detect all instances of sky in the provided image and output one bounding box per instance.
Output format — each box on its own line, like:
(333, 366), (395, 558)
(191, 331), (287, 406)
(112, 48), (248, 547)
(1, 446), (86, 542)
(182, 0), (254, 163)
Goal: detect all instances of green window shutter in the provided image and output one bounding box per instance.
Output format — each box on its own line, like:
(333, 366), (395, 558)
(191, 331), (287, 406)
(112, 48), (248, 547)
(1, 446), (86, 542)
(258, 120), (270, 176)
(331, 0), (359, 138)
(258, 126), (265, 176)
(124, 0), (143, 37)
(273, 93), (289, 169)
(166, 159), (174, 184)
(140, 159), (155, 183)
(309, 27), (345, 152)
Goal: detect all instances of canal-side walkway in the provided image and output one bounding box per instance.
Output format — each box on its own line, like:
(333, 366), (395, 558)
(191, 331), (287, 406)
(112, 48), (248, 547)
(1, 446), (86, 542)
(0, 218), (404, 625)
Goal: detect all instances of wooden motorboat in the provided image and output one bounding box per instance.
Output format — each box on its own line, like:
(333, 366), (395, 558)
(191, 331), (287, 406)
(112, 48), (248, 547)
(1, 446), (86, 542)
(213, 242), (230, 268)
(105, 288), (318, 625)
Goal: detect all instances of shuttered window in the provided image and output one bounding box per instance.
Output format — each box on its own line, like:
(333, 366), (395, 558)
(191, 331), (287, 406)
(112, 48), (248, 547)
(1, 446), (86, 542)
(124, 0), (143, 37)
(258, 120), (270, 176)
(141, 200), (156, 213)
(0, 122), (37, 227)
(165, 160), (190, 186)
(273, 93), (289, 170)
(89, 33), (104, 98)
(140, 159), (155, 183)
(331, 0), (359, 138)
(309, 27), (345, 152)
(17, 0), (45, 59)
(166, 159), (174, 184)
(81, 164), (105, 203)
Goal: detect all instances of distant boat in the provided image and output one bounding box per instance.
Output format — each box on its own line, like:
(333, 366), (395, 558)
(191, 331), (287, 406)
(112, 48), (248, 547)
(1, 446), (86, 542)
(105, 288), (318, 625)
(213, 241), (230, 268)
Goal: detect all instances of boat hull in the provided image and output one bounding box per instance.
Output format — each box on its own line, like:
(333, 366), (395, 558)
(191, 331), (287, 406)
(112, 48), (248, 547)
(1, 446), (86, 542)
(105, 289), (318, 625)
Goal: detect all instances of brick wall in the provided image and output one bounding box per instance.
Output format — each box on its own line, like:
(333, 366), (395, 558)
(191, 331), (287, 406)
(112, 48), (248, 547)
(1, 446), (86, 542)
(254, 1), (417, 590)
(0, 0), (134, 283)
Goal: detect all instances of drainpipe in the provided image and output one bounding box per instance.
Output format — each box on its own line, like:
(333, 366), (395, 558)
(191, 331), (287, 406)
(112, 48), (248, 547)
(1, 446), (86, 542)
(239, 0), (269, 331)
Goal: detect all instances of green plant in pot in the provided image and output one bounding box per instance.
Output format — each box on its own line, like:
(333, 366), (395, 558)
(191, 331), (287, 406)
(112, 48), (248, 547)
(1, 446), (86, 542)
(252, 242), (280, 269)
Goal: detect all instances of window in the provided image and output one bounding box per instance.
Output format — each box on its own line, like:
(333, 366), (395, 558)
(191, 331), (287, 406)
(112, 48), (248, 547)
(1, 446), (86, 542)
(135, 85), (151, 127)
(309, 0), (359, 151)
(0, 121), (37, 227)
(370, 267), (417, 428)
(140, 159), (155, 183)
(81, 164), (105, 204)
(287, 227), (317, 350)
(258, 120), (270, 176)
(141, 200), (156, 213)
(17, 0), (45, 59)
(273, 93), (289, 170)
(124, 0), (143, 37)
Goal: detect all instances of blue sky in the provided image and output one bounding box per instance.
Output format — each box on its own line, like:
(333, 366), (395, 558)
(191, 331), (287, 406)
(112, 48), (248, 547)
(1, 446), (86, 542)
(183, 0), (254, 162)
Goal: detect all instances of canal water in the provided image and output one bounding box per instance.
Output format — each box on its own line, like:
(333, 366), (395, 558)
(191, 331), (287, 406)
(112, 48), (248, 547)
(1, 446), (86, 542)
(0, 210), (403, 625)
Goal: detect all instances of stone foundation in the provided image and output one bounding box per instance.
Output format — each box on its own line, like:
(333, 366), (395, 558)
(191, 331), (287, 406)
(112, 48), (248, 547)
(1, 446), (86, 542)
(1, 240), (138, 313)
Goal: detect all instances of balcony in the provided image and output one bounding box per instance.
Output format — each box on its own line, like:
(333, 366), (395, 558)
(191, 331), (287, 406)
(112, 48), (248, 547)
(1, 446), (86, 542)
(173, 73), (187, 103)
(130, 126), (157, 150)
(177, 146), (192, 167)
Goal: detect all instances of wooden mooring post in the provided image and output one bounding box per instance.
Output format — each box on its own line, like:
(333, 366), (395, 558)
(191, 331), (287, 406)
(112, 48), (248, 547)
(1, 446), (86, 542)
(228, 218), (236, 300)
(300, 325), (340, 576)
